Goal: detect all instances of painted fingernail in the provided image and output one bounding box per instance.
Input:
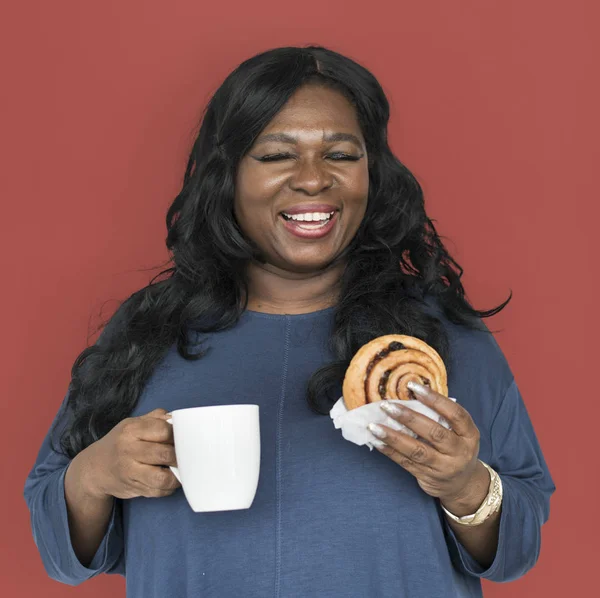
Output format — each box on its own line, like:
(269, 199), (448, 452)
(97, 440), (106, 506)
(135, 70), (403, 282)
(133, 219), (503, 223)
(371, 439), (387, 449)
(368, 423), (387, 439)
(407, 381), (429, 396)
(381, 402), (404, 416)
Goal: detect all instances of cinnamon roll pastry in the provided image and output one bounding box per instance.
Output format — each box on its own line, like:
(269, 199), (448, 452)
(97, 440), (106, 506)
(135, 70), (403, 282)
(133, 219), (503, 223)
(342, 335), (448, 410)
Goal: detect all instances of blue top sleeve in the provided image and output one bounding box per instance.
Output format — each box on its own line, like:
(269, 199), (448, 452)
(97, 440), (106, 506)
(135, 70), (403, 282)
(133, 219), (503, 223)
(442, 378), (556, 581)
(23, 303), (130, 584)
(23, 419), (125, 584)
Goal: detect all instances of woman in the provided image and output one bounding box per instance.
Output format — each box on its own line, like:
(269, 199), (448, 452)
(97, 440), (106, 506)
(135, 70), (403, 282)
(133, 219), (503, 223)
(24, 45), (555, 597)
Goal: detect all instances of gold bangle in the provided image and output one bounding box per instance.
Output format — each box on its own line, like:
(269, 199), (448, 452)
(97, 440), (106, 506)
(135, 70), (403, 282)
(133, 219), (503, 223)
(441, 460), (503, 526)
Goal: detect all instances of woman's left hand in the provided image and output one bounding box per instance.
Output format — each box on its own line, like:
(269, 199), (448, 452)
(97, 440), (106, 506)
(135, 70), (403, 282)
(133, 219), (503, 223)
(368, 382), (481, 506)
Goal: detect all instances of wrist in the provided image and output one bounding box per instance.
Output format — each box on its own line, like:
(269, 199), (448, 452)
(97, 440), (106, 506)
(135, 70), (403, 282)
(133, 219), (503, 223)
(68, 445), (112, 502)
(441, 460), (503, 527)
(440, 460), (490, 517)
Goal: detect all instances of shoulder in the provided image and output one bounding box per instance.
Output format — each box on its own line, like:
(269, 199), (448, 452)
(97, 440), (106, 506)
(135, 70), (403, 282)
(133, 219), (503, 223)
(94, 289), (147, 348)
(421, 294), (515, 431)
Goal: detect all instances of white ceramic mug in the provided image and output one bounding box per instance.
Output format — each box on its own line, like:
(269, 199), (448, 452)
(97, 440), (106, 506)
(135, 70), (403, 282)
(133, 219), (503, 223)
(166, 404), (260, 512)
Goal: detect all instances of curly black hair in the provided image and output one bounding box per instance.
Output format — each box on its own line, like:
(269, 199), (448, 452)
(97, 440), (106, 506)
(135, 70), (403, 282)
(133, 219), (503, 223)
(53, 45), (510, 458)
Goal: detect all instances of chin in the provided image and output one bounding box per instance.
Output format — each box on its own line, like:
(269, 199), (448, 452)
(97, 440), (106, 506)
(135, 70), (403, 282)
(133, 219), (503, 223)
(283, 254), (341, 274)
(289, 262), (331, 274)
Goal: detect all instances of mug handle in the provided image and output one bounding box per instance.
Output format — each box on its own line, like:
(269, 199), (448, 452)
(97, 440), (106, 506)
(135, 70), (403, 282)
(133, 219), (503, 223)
(165, 417), (182, 483)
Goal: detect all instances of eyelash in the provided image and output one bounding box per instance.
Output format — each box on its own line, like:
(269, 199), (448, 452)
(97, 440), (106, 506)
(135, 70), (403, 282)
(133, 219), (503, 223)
(257, 153), (361, 162)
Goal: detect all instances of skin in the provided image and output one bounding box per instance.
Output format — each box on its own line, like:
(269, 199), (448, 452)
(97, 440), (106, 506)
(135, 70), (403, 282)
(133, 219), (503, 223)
(64, 408), (179, 565)
(234, 84), (369, 314)
(369, 383), (500, 568)
(65, 84), (499, 570)
(233, 84), (500, 567)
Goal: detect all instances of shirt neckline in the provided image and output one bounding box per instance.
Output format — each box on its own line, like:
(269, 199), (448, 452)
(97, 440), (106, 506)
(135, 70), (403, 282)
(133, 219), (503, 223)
(242, 305), (336, 320)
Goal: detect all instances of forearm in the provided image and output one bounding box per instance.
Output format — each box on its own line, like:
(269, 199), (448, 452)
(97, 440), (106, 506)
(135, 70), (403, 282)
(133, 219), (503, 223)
(64, 449), (115, 567)
(440, 460), (500, 569)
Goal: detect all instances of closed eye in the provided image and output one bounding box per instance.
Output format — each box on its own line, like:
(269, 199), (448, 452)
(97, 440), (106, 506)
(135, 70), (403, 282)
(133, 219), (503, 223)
(255, 153), (294, 162)
(328, 153), (363, 161)
(254, 153), (363, 162)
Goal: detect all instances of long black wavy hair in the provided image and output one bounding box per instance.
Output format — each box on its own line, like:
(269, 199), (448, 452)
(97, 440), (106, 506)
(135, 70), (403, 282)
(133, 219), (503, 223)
(53, 45), (510, 458)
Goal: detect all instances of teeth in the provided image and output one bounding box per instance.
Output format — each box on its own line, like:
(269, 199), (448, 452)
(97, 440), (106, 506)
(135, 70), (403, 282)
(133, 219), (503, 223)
(283, 211), (334, 222)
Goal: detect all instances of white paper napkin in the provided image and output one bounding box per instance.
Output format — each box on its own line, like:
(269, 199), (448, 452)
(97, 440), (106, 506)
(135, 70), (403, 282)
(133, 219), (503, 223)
(330, 397), (456, 450)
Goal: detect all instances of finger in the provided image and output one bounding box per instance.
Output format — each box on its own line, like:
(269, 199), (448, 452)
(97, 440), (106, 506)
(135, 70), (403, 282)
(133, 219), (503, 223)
(132, 440), (177, 467)
(368, 423), (437, 470)
(135, 478), (180, 499)
(135, 463), (181, 494)
(379, 402), (457, 454)
(128, 417), (174, 444)
(369, 433), (428, 476)
(142, 408), (172, 420)
(406, 382), (476, 438)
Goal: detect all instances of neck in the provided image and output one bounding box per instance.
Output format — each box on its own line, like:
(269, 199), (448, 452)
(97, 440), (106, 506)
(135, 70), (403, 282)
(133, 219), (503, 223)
(244, 261), (344, 315)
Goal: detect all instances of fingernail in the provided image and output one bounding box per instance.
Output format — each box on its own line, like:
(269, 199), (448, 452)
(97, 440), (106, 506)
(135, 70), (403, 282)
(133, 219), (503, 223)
(407, 381), (429, 396)
(370, 439), (387, 449)
(368, 423), (387, 439)
(381, 402), (404, 416)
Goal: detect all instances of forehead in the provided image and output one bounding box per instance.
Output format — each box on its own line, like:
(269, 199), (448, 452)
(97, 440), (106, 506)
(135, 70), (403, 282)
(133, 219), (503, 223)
(262, 85), (361, 133)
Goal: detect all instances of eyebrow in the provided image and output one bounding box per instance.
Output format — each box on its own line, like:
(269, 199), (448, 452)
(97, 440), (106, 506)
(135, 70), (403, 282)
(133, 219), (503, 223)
(253, 132), (364, 148)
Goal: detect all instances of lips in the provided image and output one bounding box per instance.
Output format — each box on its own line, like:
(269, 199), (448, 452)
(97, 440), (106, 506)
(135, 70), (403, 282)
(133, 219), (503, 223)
(279, 210), (339, 240)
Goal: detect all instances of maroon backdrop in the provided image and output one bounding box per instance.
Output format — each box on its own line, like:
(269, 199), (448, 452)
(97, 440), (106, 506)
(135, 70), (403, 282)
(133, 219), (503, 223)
(2, 0), (598, 596)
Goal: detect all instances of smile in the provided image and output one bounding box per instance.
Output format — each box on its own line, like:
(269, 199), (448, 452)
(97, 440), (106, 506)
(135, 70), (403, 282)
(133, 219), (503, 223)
(279, 210), (339, 239)
(281, 211), (335, 223)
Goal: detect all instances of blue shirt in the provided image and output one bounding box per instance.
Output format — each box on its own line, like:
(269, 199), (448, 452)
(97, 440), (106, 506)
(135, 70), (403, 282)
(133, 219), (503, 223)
(24, 303), (555, 597)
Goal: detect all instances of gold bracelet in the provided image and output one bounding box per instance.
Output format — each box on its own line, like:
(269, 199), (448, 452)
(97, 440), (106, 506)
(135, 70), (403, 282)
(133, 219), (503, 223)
(441, 460), (503, 526)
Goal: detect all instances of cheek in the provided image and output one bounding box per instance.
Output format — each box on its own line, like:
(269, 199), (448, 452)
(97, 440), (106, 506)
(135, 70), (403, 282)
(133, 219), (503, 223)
(234, 168), (259, 228)
(234, 185), (274, 245)
(349, 160), (369, 192)
(234, 165), (274, 215)
(346, 169), (370, 213)
(360, 164), (370, 194)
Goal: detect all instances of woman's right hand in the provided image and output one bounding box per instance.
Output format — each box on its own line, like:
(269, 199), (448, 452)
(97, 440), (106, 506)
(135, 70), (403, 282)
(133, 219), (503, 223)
(77, 408), (181, 500)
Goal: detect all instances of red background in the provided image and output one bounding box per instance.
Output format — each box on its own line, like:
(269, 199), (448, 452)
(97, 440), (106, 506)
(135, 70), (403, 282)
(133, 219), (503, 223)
(2, 1), (598, 596)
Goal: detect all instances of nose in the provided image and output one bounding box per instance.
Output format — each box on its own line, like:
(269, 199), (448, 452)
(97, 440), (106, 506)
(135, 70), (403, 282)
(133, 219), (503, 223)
(288, 157), (334, 196)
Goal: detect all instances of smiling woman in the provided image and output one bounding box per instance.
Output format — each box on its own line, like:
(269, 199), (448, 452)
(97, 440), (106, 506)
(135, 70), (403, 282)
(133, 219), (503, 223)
(24, 45), (554, 598)
(235, 84), (369, 284)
